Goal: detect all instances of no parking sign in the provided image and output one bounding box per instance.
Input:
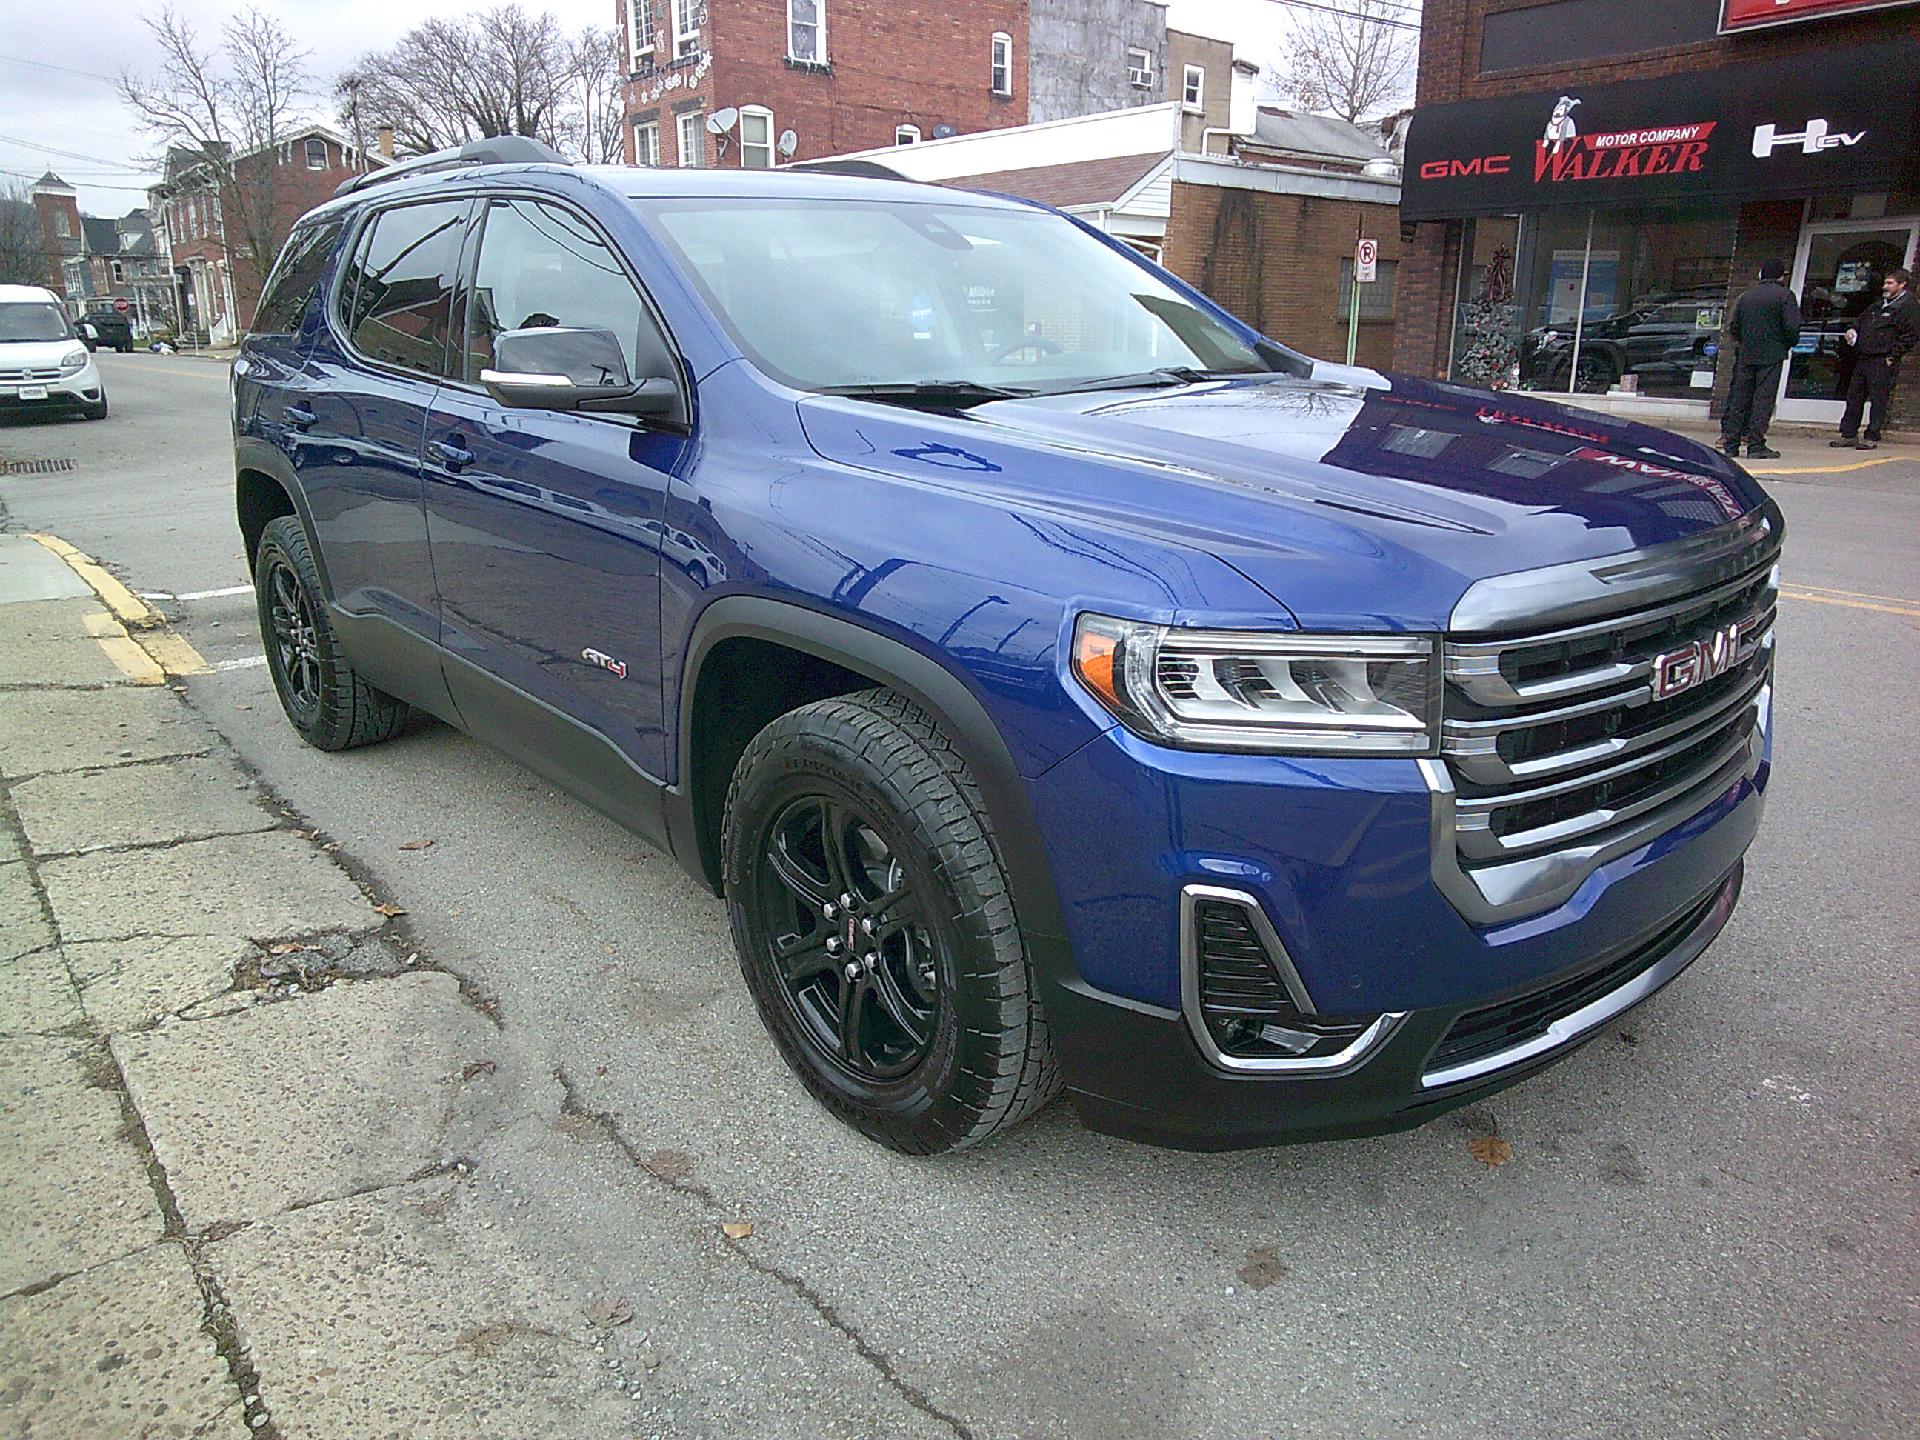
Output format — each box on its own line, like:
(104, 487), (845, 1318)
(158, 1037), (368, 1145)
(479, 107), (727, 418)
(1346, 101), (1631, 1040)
(1355, 238), (1379, 284)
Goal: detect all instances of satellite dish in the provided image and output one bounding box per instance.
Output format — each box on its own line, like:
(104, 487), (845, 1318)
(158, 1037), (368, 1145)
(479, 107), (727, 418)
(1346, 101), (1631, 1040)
(706, 107), (740, 135)
(777, 129), (797, 158)
(932, 124), (957, 139)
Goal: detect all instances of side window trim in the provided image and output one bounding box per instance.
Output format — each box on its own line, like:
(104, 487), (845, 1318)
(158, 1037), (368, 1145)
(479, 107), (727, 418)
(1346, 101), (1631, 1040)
(444, 189), (691, 431)
(327, 194), (479, 384)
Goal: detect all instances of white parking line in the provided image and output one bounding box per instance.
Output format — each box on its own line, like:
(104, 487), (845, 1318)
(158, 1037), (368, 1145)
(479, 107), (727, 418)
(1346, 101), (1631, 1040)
(214, 655), (268, 671)
(140, 584), (253, 601)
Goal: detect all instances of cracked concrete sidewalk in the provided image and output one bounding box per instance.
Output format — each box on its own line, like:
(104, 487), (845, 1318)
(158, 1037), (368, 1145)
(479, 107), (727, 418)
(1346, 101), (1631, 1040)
(0, 534), (973, 1440)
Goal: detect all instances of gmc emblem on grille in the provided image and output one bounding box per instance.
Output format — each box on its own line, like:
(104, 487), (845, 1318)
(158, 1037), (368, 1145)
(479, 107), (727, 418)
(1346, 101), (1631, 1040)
(1651, 620), (1746, 701)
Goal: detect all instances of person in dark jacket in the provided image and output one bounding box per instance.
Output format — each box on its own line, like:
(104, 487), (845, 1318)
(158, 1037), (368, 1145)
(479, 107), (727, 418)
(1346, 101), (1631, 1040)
(1832, 267), (1919, 450)
(1720, 259), (1802, 460)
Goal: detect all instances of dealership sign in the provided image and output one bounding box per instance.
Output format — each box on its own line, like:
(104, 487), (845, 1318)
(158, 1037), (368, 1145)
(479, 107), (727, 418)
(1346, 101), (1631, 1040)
(1402, 44), (1919, 221)
(1722, 0), (1920, 34)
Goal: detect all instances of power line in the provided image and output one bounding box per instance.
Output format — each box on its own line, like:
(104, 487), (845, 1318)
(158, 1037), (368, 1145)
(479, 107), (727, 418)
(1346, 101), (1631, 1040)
(0, 54), (120, 84)
(0, 167), (155, 193)
(1246, 0), (1425, 32)
(0, 132), (146, 170)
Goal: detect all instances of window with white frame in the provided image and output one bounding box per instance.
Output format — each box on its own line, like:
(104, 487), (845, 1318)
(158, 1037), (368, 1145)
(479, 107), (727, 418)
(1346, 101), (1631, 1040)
(1182, 64), (1204, 111)
(305, 137), (328, 169)
(670, 0), (700, 59)
(990, 32), (1012, 96)
(788, 0), (824, 63)
(628, 0), (657, 65)
(739, 106), (774, 168)
(894, 124), (920, 146)
(1126, 48), (1154, 90)
(634, 119), (661, 166)
(677, 111), (706, 167)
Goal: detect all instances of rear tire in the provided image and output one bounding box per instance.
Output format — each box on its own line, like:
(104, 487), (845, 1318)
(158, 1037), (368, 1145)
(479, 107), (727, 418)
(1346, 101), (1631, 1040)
(723, 688), (1060, 1153)
(254, 515), (409, 751)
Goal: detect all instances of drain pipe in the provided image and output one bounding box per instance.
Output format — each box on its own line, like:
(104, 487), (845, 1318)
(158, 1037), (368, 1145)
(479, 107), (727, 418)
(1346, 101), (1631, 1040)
(1568, 208), (1595, 396)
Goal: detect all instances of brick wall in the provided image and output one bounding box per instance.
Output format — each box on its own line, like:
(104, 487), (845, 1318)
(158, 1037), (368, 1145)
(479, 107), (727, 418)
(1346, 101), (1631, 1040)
(1163, 180), (1402, 369)
(1397, 0), (1920, 428)
(620, 0), (1027, 169)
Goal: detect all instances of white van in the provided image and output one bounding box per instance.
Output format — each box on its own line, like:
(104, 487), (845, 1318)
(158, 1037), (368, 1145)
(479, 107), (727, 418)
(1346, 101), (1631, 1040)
(0, 284), (107, 420)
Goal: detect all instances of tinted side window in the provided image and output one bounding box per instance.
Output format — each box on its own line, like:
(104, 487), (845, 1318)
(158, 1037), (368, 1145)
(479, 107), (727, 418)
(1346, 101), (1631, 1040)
(460, 198), (668, 384)
(340, 200), (468, 378)
(251, 218), (342, 335)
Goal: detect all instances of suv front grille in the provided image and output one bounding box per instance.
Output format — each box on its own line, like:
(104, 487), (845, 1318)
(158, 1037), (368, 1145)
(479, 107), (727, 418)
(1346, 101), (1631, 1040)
(1437, 548), (1776, 920)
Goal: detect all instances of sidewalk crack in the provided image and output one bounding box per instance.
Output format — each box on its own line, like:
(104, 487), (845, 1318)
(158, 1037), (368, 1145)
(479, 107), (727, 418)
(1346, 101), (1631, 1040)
(551, 1069), (977, 1440)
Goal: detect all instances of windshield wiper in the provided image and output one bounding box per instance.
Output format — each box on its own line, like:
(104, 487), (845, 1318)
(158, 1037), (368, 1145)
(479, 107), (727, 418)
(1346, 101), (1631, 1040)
(819, 380), (1032, 409)
(1035, 366), (1264, 396)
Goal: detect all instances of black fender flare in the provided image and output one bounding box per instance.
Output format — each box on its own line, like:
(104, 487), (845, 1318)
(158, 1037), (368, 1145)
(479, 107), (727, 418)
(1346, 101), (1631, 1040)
(234, 437), (335, 600)
(666, 595), (1071, 958)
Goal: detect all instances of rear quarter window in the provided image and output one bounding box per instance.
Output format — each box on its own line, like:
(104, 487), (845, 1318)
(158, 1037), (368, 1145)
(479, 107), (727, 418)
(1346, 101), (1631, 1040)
(251, 218), (343, 336)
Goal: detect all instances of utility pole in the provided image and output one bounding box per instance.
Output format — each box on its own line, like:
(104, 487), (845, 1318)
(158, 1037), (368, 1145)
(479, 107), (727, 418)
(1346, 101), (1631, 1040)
(344, 73), (367, 175)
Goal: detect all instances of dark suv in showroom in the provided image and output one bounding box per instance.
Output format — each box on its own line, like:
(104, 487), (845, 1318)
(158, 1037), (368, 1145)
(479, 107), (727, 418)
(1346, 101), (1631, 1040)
(232, 140), (1777, 1152)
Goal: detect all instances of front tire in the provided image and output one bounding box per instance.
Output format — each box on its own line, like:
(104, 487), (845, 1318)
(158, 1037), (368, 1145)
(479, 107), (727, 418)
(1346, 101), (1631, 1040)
(82, 392), (108, 420)
(723, 689), (1060, 1153)
(254, 515), (409, 751)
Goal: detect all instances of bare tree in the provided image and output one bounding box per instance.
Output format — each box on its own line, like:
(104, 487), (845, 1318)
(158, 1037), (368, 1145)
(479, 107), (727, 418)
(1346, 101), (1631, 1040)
(337, 6), (576, 158)
(119, 7), (310, 292)
(1282, 0), (1416, 125)
(0, 182), (48, 288)
(566, 27), (626, 165)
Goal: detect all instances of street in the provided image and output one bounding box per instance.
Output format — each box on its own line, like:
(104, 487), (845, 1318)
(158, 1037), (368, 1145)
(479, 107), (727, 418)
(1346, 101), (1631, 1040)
(3, 349), (1917, 1438)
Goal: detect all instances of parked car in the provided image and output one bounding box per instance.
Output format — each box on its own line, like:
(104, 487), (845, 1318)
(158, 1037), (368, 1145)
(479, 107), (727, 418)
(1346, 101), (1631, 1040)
(0, 284), (108, 420)
(80, 308), (137, 353)
(233, 140), (1777, 1152)
(1521, 291), (1725, 392)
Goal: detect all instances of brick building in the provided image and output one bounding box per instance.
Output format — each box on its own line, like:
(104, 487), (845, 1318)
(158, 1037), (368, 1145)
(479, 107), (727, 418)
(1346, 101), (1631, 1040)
(617, 0), (1028, 170)
(149, 124), (380, 344)
(1395, 0), (1920, 432)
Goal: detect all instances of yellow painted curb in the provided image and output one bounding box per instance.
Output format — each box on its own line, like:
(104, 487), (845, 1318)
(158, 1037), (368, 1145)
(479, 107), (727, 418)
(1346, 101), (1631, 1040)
(81, 609), (166, 685)
(137, 628), (212, 677)
(1746, 456), (1912, 477)
(26, 532), (163, 629)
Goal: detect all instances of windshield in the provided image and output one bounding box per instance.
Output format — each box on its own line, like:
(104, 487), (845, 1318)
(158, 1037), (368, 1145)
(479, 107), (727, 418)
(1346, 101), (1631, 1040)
(0, 302), (74, 344)
(636, 197), (1266, 393)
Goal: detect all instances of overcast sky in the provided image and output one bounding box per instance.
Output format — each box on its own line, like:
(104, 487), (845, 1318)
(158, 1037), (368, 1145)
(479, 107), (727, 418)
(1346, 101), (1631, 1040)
(3, 0), (1309, 218)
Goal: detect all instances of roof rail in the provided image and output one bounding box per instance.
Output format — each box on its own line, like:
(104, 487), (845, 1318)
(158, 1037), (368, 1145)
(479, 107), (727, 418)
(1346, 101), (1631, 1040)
(334, 135), (569, 197)
(787, 159), (907, 181)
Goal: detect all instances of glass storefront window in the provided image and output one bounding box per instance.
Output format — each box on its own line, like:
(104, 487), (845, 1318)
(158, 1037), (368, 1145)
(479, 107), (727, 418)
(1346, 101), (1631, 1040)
(1450, 216), (1524, 391)
(1511, 203), (1735, 400)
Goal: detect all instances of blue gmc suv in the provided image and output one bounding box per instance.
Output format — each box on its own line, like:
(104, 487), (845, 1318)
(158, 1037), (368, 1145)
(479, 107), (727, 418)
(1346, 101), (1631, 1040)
(232, 139), (1777, 1152)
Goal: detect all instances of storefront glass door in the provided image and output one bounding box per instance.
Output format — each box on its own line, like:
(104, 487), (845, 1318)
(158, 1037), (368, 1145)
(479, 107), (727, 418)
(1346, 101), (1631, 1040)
(1778, 219), (1919, 423)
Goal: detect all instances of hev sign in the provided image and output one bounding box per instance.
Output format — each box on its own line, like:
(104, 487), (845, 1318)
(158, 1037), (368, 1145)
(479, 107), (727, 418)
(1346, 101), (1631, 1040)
(1402, 43), (1919, 222)
(1721, 0), (1920, 34)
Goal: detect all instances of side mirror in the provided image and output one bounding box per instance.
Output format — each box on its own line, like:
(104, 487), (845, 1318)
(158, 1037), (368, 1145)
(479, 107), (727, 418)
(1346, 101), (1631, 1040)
(480, 326), (681, 419)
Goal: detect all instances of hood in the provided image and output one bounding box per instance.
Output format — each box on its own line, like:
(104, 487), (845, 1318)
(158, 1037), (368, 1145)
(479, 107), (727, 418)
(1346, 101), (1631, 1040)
(796, 370), (1770, 631)
(0, 337), (88, 368)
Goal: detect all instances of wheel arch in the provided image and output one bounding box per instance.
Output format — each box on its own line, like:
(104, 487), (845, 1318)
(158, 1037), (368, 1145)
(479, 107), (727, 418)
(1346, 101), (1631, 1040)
(235, 438), (332, 597)
(669, 596), (1070, 951)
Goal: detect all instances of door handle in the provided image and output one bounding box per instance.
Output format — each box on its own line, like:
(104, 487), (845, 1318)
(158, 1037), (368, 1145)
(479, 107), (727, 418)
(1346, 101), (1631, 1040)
(283, 404), (316, 429)
(427, 438), (474, 472)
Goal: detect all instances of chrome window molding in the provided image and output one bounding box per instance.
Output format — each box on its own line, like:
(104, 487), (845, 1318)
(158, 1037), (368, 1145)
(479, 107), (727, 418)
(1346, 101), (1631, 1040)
(1421, 867), (1739, 1089)
(1178, 884), (1405, 1075)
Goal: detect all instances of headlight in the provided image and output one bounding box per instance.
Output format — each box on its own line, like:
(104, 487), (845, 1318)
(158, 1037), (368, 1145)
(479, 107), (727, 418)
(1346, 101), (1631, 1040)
(59, 347), (89, 374)
(1072, 614), (1439, 755)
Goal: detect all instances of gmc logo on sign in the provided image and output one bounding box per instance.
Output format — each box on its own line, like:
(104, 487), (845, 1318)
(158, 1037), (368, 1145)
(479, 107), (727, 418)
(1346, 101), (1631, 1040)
(1418, 154), (1512, 180)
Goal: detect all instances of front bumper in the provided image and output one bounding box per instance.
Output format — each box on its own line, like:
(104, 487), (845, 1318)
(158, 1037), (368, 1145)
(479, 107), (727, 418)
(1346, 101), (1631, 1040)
(0, 366), (103, 413)
(1048, 863), (1742, 1150)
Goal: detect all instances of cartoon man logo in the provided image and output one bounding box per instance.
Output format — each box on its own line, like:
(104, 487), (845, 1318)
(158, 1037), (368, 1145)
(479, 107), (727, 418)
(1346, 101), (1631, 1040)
(1545, 96), (1581, 154)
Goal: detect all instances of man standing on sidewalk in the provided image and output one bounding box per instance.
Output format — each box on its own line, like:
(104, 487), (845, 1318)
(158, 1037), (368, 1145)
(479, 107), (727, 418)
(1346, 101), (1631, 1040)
(1832, 268), (1919, 450)
(1720, 259), (1801, 461)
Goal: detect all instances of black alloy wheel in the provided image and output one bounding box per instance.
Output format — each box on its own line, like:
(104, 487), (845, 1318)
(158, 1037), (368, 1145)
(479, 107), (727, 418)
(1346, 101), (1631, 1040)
(264, 554), (323, 725)
(756, 794), (941, 1081)
(723, 689), (1060, 1153)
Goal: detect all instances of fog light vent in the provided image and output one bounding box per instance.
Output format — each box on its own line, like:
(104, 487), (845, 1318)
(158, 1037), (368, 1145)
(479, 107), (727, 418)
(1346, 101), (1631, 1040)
(1190, 896), (1374, 1062)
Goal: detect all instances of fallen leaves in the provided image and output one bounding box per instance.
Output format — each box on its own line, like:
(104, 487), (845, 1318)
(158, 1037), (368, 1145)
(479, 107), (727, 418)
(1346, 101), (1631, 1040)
(1468, 1135), (1514, 1169)
(584, 1296), (634, 1329)
(460, 1059), (497, 1081)
(642, 1149), (693, 1182)
(267, 942), (307, 956)
(371, 901), (406, 918)
(1236, 1246), (1288, 1290)
(720, 1220), (752, 1241)
(398, 838), (434, 851)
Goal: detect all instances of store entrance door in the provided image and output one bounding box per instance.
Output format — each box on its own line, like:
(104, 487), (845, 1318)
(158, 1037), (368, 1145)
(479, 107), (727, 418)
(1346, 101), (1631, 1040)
(1777, 218), (1919, 424)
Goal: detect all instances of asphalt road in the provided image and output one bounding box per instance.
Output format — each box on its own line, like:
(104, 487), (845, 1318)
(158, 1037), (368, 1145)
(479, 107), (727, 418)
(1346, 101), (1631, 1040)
(4, 351), (1917, 1439)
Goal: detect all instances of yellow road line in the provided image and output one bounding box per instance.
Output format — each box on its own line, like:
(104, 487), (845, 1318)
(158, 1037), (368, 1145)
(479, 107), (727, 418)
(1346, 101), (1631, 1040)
(1780, 588), (1920, 619)
(1783, 582), (1920, 606)
(81, 610), (166, 685)
(27, 532), (163, 629)
(32, 530), (213, 679)
(1746, 455), (1912, 476)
